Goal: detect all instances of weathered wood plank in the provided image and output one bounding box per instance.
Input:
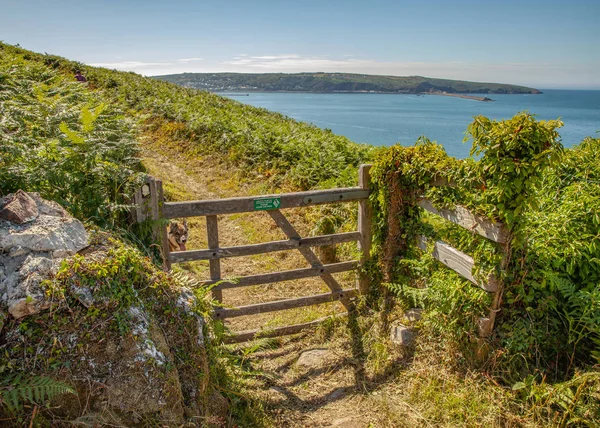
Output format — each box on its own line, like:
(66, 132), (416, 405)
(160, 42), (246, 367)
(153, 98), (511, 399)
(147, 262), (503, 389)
(225, 313), (347, 343)
(207, 261), (358, 290)
(163, 187), (369, 218)
(419, 199), (508, 244)
(206, 215), (222, 302)
(170, 232), (361, 263)
(358, 164), (372, 295)
(214, 289), (358, 319)
(416, 236), (498, 292)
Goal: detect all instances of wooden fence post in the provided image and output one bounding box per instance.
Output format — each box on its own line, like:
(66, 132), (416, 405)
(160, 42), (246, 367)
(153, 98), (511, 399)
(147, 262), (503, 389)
(358, 164), (372, 295)
(133, 177), (171, 271)
(479, 240), (510, 338)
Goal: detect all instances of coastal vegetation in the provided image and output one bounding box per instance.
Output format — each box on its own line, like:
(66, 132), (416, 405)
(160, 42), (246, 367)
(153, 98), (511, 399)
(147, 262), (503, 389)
(1, 41), (598, 426)
(155, 72), (542, 94)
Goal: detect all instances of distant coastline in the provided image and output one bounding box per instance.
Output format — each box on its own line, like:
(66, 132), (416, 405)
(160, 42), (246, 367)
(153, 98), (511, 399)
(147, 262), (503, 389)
(155, 72), (542, 96)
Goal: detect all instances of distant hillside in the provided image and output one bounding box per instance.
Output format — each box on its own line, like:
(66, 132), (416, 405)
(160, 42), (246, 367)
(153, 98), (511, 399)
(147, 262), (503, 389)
(154, 72), (542, 94)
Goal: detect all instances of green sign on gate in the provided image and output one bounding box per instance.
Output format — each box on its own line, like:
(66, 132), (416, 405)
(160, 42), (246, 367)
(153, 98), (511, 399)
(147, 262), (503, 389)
(253, 197), (281, 211)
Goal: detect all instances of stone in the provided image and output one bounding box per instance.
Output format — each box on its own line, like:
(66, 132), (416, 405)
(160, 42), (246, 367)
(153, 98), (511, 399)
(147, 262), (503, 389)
(390, 324), (417, 346)
(0, 191), (89, 320)
(8, 296), (51, 319)
(0, 216), (88, 255)
(0, 190), (39, 224)
(70, 284), (95, 308)
(296, 348), (330, 369)
(405, 308), (423, 322)
(176, 287), (205, 346)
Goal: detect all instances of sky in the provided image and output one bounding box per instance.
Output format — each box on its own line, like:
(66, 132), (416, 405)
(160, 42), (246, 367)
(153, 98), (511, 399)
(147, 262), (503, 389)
(1, 0), (599, 89)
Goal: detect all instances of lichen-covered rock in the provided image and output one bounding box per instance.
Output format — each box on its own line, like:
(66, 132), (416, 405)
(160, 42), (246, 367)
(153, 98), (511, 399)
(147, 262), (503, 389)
(0, 231), (215, 426)
(0, 191), (89, 319)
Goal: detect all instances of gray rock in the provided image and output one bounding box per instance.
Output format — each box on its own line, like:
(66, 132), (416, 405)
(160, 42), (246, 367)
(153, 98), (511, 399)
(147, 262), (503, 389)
(296, 348), (330, 369)
(390, 324), (417, 346)
(0, 216), (88, 254)
(176, 286), (205, 346)
(70, 284), (95, 308)
(0, 191), (89, 320)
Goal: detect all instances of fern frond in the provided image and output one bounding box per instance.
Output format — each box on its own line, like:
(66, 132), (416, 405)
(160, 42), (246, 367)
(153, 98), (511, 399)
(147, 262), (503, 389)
(0, 373), (76, 413)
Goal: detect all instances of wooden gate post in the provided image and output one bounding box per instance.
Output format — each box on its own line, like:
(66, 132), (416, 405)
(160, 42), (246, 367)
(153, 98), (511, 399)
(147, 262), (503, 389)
(357, 164), (372, 295)
(133, 177), (171, 271)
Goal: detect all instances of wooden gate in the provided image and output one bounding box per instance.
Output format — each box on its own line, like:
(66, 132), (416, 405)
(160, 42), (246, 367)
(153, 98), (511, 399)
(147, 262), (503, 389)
(134, 165), (373, 342)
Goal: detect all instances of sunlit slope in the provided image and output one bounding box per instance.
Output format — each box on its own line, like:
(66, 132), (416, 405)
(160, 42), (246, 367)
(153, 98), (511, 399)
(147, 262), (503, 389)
(1, 42), (373, 193)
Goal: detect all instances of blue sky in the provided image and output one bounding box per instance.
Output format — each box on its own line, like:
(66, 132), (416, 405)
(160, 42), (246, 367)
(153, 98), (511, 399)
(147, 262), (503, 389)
(1, 0), (599, 88)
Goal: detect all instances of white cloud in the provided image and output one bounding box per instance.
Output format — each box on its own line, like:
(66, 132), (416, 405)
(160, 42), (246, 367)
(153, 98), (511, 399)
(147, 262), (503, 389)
(177, 57), (204, 62)
(90, 60), (172, 69)
(250, 54), (301, 60)
(89, 57), (203, 70)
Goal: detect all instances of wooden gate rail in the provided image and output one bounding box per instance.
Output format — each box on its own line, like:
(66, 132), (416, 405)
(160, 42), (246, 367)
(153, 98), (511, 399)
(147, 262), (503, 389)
(214, 289), (358, 319)
(163, 187), (369, 218)
(170, 231), (362, 263)
(416, 237), (499, 292)
(134, 165), (373, 342)
(229, 313), (348, 343)
(417, 190), (508, 338)
(201, 261), (358, 290)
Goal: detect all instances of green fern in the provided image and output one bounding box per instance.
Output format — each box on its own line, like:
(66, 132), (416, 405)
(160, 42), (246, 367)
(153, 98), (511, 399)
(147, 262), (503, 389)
(0, 373), (76, 413)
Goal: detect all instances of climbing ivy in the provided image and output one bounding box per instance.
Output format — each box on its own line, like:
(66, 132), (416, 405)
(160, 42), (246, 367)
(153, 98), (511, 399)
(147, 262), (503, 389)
(370, 113), (600, 386)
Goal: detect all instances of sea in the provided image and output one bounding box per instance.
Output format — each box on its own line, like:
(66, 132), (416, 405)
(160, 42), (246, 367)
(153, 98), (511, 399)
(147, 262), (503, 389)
(221, 90), (600, 159)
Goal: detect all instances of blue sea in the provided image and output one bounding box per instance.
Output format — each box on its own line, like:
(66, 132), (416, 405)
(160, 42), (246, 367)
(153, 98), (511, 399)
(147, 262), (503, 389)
(222, 90), (600, 159)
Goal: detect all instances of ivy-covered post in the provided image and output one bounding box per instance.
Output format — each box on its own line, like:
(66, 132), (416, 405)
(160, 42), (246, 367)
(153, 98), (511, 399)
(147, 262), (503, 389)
(358, 164), (373, 295)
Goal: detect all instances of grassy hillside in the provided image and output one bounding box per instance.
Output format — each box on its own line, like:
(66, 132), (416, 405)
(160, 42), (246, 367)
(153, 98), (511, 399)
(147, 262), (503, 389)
(1, 42), (599, 426)
(155, 72), (542, 94)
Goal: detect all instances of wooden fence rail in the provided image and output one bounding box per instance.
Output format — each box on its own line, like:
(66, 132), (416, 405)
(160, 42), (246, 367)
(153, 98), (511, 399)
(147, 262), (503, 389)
(417, 189), (509, 338)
